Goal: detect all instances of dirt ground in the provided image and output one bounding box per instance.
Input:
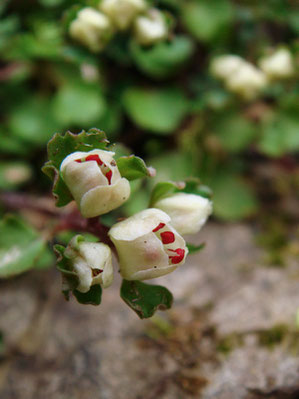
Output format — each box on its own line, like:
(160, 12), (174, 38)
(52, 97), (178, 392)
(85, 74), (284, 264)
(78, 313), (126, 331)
(1, 222), (299, 399)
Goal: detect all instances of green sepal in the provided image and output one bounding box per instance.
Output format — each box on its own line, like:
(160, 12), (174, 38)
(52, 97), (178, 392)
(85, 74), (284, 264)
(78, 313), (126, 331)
(150, 177), (212, 206)
(73, 285), (102, 306)
(120, 280), (173, 319)
(42, 128), (109, 207)
(186, 242), (205, 254)
(116, 155), (154, 181)
(54, 244), (79, 293)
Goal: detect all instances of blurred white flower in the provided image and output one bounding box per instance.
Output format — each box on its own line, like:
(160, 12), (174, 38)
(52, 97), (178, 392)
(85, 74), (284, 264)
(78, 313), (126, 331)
(69, 7), (113, 52)
(100, 0), (146, 30)
(134, 9), (168, 46)
(259, 48), (294, 79)
(60, 150), (130, 218)
(109, 208), (188, 280)
(210, 55), (246, 80)
(225, 63), (268, 99)
(154, 193), (212, 235)
(65, 236), (113, 293)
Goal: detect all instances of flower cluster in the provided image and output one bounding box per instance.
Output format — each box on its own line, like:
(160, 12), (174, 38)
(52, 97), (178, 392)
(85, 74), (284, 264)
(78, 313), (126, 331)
(69, 0), (169, 52)
(58, 148), (212, 293)
(210, 48), (294, 99)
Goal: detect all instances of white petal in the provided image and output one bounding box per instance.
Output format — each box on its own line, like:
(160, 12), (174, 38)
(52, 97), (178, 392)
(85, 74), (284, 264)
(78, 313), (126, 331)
(80, 177), (131, 217)
(155, 193), (213, 235)
(109, 208), (171, 241)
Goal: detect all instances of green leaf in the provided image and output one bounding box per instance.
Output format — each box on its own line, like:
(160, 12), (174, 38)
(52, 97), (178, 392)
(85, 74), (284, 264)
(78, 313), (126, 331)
(52, 82), (107, 126)
(213, 113), (257, 153)
(150, 181), (184, 205)
(121, 280), (173, 319)
(187, 243), (205, 254)
(116, 155), (153, 180)
(42, 129), (108, 207)
(73, 285), (102, 306)
(130, 35), (195, 79)
(258, 113), (299, 157)
(122, 87), (189, 134)
(9, 97), (61, 145)
(0, 215), (46, 278)
(182, 0), (234, 43)
(211, 174), (258, 221)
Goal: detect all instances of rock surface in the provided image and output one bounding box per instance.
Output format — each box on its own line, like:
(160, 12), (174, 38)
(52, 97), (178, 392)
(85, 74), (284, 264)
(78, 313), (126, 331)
(0, 223), (299, 399)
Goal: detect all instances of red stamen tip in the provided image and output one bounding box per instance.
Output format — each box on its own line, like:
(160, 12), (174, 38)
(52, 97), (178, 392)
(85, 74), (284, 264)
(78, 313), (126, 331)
(105, 169), (112, 185)
(168, 248), (185, 264)
(75, 159), (82, 163)
(85, 154), (103, 165)
(160, 231), (175, 244)
(152, 223), (165, 232)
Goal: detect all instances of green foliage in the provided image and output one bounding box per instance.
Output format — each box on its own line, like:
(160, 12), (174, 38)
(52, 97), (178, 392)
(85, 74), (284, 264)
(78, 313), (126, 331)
(259, 112), (299, 157)
(122, 87), (189, 134)
(73, 285), (102, 306)
(0, 215), (47, 278)
(130, 35), (195, 79)
(211, 173), (258, 221)
(120, 280), (173, 319)
(116, 155), (153, 180)
(52, 82), (107, 126)
(182, 0), (234, 43)
(186, 243), (205, 254)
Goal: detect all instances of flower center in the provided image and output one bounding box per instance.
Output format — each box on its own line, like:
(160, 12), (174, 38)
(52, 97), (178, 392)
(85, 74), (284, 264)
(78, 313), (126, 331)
(75, 154), (112, 185)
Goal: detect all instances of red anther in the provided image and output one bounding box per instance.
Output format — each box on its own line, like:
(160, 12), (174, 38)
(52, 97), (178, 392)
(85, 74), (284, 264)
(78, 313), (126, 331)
(168, 248), (185, 264)
(105, 169), (112, 185)
(75, 159), (82, 163)
(92, 268), (103, 277)
(85, 154), (103, 165)
(160, 231), (175, 244)
(152, 223), (165, 232)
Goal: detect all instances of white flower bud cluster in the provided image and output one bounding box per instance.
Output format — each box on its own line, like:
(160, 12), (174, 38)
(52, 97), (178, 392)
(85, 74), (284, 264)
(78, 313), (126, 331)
(69, 1), (169, 52)
(210, 48), (294, 100)
(60, 150), (212, 285)
(65, 236), (113, 293)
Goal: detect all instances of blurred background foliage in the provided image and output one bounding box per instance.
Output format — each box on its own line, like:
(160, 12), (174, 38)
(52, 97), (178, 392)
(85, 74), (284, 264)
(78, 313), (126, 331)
(0, 0), (298, 272)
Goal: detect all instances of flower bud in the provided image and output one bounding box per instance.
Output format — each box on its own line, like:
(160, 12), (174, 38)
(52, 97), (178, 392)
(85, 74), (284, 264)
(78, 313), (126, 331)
(259, 48), (294, 80)
(65, 236), (113, 293)
(134, 9), (168, 46)
(210, 55), (246, 80)
(69, 7), (113, 52)
(153, 193), (212, 235)
(109, 208), (188, 280)
(225, 63), (267, 99)
(60, 149), (130, 218)
(99, 0), (147, 30)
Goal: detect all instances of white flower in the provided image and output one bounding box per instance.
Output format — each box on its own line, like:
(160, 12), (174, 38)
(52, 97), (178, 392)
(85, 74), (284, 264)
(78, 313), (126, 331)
(210, 55), (246, 80)
(225, 63), (268, 99)
(69, 7), (113, 52)
(109, 208), (188, 280)
(65, 236), (113, 293)
(134, 9), (168, 46)
(99, 0), (147, 30)
(60, 149), (130, 218)
(154, 193), (212, 235)
(259, 48), (294, 79)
